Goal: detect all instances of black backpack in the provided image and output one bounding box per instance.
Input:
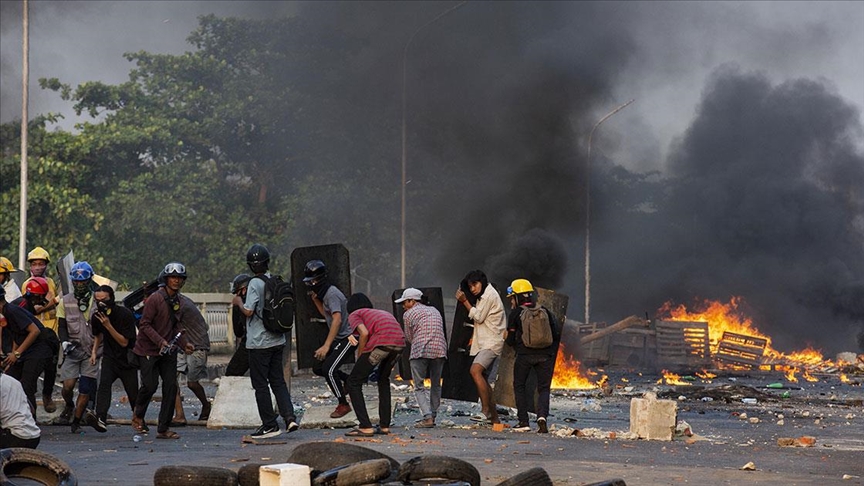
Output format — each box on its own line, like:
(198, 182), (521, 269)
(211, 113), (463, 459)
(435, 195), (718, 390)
(254, 275), (295, 334)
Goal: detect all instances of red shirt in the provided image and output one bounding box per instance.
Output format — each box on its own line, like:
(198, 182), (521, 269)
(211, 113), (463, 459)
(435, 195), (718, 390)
(348, 308), (405, 354)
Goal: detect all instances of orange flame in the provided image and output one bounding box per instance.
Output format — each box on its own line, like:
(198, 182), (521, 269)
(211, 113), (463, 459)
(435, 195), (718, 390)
(658, 297), (829, 368)
(840, 374), (850, 383)
(696, 370), (716, 379)
(801, 370), (819, 382)
(656, 370), (691, 386)
(785, 368), (798, 383)
(551, 348), (602, 389)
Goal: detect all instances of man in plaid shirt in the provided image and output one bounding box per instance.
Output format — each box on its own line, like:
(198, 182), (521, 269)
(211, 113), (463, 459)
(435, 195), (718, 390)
(396, 288), (447, 428)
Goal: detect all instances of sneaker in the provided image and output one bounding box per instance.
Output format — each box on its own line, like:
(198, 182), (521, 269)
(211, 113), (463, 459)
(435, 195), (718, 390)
(330, 403), (351, 419)
(56, 406), (73, 425)
(250, 425), (282, 439)
(537, 417), (548, 434)
(286, 421), (299, 433)
(85, 410), (107, 433)
(513, 422), (531, 432)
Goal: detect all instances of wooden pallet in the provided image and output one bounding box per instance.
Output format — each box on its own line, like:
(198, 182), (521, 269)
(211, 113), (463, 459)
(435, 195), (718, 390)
(654, 320), (712, 369)
(716, 331), (767, 369)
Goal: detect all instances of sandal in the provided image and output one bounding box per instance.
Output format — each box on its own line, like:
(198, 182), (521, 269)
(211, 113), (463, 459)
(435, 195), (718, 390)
(132, 416), (149, 434)
(156, 430), (181, 440)
(373, 426), (390, 435)
(198, 403), (212, 421)
(469, 414), (488, 422)
(344, 428), (375, 437)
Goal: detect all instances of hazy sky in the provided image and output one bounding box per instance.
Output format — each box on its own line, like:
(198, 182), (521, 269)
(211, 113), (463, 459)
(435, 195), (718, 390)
(1, 1), (862, 174)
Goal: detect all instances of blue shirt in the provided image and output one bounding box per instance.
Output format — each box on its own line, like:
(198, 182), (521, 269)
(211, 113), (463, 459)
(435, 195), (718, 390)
(244, 273), (287, 349)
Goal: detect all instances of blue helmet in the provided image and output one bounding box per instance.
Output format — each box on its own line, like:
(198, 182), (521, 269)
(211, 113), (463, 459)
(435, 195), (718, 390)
(69, 261), (94, 282)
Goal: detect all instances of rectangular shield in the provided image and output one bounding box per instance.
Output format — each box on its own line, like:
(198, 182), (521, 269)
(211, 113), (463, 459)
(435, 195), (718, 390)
(56, 251), (74, 296)
(290, 244), (351, 370)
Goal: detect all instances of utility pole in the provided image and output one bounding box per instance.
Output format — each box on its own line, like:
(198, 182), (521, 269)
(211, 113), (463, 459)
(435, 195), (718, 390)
(19, 0), (29, 270)
(584, 99), (634, 327)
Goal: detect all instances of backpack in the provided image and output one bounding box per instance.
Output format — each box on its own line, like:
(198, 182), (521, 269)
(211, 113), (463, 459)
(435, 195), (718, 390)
(520, 306), (553, 348)
(255, 275), (295, 334)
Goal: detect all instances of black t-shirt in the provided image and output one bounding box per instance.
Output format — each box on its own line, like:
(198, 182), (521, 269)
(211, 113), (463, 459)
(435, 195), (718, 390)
(91, 305), (137, 365)
(0, 302), (52, 360)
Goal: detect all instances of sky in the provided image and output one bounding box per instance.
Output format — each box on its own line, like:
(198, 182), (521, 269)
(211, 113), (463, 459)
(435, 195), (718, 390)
(1, 1), (863, 353)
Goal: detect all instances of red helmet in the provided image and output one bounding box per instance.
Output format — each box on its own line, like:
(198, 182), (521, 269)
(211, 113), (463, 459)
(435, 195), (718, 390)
(25, 276), (50, 296)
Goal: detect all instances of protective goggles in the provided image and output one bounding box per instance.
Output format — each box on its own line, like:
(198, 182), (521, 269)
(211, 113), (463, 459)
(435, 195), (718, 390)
(164, 263), (186, 275)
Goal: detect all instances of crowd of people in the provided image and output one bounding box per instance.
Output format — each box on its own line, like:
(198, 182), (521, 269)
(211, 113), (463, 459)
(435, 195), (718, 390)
(1, 243), (560, 447)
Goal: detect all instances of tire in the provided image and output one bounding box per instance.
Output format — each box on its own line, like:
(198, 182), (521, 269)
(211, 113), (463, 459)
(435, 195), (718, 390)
(153, 465), (238, 486)
(312, 458), (392, 486)
(397, 455), (481, 486)
(495, 467), (552, 486)
(286, 441), (400, 472)
(0, 447), (78, 486)
(583, 480), (627, 486)
(237, 463), (263, 486)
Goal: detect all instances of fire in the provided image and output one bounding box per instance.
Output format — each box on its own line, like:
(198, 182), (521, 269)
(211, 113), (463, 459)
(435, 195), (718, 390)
(657, 370), (691, 386)
(659, 297), (829, 369)
(551, 349), (603, 389)
(801, 370), (819, 382)
(840, 374), (850, 383)
(785, 368), (798, 383)
(696, 370), (716, 379)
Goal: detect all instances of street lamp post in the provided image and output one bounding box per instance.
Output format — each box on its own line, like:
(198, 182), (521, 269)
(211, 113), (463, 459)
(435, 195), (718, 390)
(584, 99), (634, 327)
(19, 0), (29, 270)
(401, 1), (468, 288)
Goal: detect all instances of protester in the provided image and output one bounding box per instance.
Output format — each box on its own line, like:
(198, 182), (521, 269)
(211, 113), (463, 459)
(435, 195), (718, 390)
(90, 285), (138, 433)
(224, 273), (251, 377)
(57, 261), (101, 432)
(505, 279), (560, 433)
(305, 259), (354, 419)
(0, 286), (53, 415)
(0, 256), (22, 303)
(455, 269), (506, 425)
(173, 295), (212, 424)
(232, 244), (298, 439)
(0, 368), (41, 449)
(131, 262), (193, 440)
(343, 293), (405, 437)
(24, 247), (61, 412)
(396, 288), (447, 428)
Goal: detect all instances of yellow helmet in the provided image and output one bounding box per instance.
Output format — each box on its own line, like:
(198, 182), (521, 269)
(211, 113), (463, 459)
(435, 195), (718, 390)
(507, 278), (534, 296)
(27, 246), (51, 263)
(0, 256), (18, 274)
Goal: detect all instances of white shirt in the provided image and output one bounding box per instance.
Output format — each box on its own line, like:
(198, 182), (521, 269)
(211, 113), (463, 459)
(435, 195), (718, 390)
(0, 374), (41, 440)
(468, 284), (507, 356)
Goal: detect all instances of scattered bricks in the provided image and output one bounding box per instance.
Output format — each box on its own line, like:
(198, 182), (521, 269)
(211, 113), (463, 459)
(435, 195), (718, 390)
(777, 436), (816, 447)
(630, 392), (677, 441)
(796, 436), (816, 447)
(749, 417), (760, 424)
(259, 463), (311, 486)
(492, 423), (505, 432)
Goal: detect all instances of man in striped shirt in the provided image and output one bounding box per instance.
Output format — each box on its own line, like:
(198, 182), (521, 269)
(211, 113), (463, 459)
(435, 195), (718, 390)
(343, 293), (405, 437)
(396, 288), (447, 428)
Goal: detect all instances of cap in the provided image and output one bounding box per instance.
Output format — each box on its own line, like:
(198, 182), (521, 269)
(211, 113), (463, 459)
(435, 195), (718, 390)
(394, 287), (423, 303)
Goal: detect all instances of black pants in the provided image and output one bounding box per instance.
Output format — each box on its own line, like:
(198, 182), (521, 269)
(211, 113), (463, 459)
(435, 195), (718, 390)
(8, 357), (50, 414)
(41, 334), (60, 398)
(248, 345), (295, 429)
(346, 347), (401, 429)
(225, 336), (249, 376)
(95, 356), (139, 422)
(312, 337), (354, 405)
(0, 429), (40, 449)
(513, 353), (555, 424)
(134, 353), (178, 434)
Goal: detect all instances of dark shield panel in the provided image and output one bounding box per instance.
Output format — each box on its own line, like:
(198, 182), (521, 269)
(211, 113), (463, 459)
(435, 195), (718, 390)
(290, 244), (352, 370)
(493, 288), (569, 409)
(390, 287), (447, 381)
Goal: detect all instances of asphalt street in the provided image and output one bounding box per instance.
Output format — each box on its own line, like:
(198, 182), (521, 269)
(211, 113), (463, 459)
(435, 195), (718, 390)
(25, 368), (864, 485)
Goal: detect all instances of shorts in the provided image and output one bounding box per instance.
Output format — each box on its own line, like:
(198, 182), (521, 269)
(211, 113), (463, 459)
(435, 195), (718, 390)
(177, 350), (209, 382)
(471, 349), (499, 370)
(59, 350), (99, 380)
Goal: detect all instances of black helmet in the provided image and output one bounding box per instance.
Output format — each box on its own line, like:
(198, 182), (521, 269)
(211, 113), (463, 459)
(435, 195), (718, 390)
(246, 244), (270, 273)
(231, 273), (252, 294)
(303, 260), (327, 285)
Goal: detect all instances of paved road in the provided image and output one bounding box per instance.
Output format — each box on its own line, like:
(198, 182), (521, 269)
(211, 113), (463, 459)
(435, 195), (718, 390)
(24, 371), (864, 485)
